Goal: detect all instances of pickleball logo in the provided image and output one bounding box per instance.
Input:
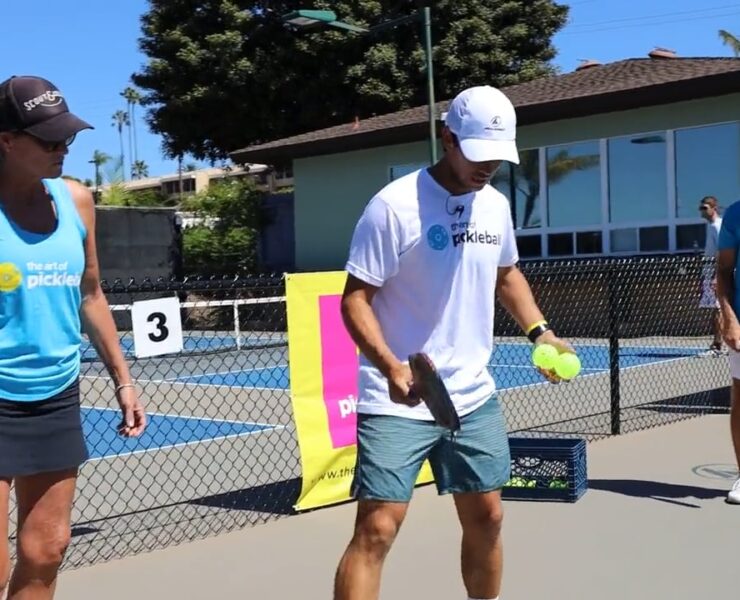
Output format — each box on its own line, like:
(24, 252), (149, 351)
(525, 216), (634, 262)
(318, 294), (359, 449)
(0, 263), (22, 292)
(427, 225), (449, 250)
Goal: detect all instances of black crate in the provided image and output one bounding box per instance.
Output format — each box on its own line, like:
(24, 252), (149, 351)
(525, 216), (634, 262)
(502, 437), (588, 503)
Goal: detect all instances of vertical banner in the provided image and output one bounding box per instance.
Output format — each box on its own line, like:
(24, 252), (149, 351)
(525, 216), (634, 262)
(286, 271), (432, 511)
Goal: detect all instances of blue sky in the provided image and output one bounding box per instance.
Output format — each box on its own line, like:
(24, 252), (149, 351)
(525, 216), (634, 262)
(1, 1), (737, 182)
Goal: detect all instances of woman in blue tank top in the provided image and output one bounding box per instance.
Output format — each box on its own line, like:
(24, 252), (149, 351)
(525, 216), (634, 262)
(0, 75), (146, 598)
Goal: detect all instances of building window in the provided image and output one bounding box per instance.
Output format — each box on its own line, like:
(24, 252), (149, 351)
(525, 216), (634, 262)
(547, 142), (601, 228)
(675, 122), (740, 219)
(610, 228), (638, 253)
(492, 150), (541, 229)
(516, 234), (542, 259)
(639, 226), (669, 252)
(547, 231), (602, 257)
(163, 178), (195, 195)
(576, 231), (602, 254)
(676, 223), (706, 251)
(548, 233), (573, 256)
(608, 133), (667, 223)
(610, 226), (669, 253)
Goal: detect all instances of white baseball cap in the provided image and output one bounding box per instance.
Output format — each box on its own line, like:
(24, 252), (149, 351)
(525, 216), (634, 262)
(444, 85), (519, 164)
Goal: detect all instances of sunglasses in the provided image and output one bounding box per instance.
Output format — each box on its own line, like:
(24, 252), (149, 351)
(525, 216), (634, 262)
(15, 131), (76, 152)
(699, 205), (711, 211)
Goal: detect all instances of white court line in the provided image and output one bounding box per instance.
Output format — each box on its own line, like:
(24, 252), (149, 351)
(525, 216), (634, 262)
(84, 427), (287, 463)
(165, 363), (287, 383)
(81, 372), (287, 392)
(490, 363), (602, 371)
(108, 296), (286, 311)
(638, 404), (727, 411)
(150, 379), (286, 392)
(82, 405), (282, 428)
(497, 354), (701, 394)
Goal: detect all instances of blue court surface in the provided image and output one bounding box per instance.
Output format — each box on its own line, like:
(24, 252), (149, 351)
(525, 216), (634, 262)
(169, 365), (289, 389)
(81, 407), (277, 460)
(487, 342), (704, 390)
(162, 342), (704, 392)
(84, 342), (702, 460)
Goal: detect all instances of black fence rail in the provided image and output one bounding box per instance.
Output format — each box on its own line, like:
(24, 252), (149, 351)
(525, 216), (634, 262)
(5, 255), (728, 571)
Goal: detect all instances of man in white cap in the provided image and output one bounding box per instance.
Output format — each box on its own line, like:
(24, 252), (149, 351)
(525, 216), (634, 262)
(334, 85), (572, 600)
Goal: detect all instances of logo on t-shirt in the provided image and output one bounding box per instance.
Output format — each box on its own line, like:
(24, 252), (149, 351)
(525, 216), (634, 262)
(452, 227), (502, 247)
(0, 263), (22, 292)
(428, 223), (502, 250)
(427, 225), (450, 250)
(25, 262), (81, 289)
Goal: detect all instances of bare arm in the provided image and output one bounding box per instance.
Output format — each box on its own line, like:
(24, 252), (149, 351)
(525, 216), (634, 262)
(66, 180), (146, 436)
(496, 265), (573, 381)
(496, 265), (547, 335)
(717, 248), (740, 349)
(340, 274), (417, 406)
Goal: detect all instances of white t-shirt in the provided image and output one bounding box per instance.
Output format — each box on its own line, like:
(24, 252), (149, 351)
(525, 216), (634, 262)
(705, 216), (723, 257)
(345, 168), (519, 420)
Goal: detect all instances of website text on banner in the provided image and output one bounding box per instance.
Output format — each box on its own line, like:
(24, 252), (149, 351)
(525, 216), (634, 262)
(285, 271), (433, 511)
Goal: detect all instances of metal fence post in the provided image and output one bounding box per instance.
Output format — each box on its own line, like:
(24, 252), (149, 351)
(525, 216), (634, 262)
(608, 262), (621, 435)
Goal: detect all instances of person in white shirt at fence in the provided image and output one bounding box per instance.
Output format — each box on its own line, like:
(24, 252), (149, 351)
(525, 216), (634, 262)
(699, 196), (725, 355)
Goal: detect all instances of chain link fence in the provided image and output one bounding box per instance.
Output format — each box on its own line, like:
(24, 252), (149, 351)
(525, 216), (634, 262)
(497, 254), (728, 439)
(5, 254), (729, 570)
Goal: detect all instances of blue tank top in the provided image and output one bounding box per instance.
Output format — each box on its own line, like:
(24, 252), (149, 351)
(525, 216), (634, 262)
(0, 178), (86, 401)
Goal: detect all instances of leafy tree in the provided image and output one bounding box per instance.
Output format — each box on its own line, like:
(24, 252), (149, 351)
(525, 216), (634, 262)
(131, 159), (150, 179)
(121, 86), (143, 167)
(719, 29), (740, 56)
(100, 182), (137, 207)
(90, 150), (111, 189)
(133, 0), (569, 161)
(111, 110), (130, 179)
(181, 177), (263, 274)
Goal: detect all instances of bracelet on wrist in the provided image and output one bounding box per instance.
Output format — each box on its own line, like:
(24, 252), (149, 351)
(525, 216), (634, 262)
(526, 321), (552, 344)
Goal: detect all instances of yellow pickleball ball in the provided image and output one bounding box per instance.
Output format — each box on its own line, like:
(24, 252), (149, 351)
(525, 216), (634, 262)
(532, 343), (559, 370)
(0, 263), (22, 292)
(555, 352), (581, 380)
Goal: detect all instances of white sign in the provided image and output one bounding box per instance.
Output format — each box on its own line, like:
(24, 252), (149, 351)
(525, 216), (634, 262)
(131, 297), (184, 358)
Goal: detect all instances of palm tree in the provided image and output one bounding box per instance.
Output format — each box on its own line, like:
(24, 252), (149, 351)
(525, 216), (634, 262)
(89, 150), (111, 203)
(492, 150), (599, 228)
(121, 87), (142, 170)
(111, 110), (130, 180)
(131, 160), (149, 180)
(719, 30), (740, 56)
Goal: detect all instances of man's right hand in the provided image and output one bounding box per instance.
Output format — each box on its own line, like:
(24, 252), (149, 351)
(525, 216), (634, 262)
(723, 321), (740, 351)
(386, 362), (421, 407)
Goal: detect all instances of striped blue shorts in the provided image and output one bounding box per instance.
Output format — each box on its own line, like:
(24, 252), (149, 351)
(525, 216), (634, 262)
(351, 395), (511, 502)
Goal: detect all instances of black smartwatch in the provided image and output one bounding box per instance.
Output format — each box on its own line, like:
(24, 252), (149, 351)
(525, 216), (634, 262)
(526, 321), (552, 343)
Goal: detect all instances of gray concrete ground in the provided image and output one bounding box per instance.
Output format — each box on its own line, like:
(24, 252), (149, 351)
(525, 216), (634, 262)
(56, 413), (739, 600)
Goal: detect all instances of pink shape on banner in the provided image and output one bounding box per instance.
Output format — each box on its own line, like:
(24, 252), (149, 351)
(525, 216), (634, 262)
(318, 294), (358, 448)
